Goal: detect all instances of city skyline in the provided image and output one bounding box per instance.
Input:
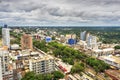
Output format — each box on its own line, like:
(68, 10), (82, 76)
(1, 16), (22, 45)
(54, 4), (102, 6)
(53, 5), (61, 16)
(0, 0), (120, 26)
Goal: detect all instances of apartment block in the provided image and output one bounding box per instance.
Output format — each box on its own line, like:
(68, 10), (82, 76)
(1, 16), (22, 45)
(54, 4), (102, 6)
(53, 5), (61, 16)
(21, 33), (33, 50)
(29, 55), (55, 74)
(0, 50), (13, 80)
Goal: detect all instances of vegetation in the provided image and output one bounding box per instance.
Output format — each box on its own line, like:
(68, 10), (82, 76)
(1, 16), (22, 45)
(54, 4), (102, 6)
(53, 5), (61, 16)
(114, 45), (120, 49)
(33, 40), (49, 53)
(53, 71), (64, 80)
(52, 36), (55, 40)
(34, 41), (110, 73)
(86, 58), (110, 72)
(48, 41), (87, 65)
(21, 71), (64, 80)
(71, 62), (85, 74)
(10, 31), (22, 44)
(53, 27), (120, 44)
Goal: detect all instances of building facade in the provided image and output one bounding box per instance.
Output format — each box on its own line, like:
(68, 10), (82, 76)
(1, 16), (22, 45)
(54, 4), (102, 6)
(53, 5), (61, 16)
(0, 50), (13, 80)
(86, 35), (98, 49)
(80, 31), (87, 41)
(2, 25), (10, 48)
(21, 34), (33, 50)
(29, 55), (55, 74)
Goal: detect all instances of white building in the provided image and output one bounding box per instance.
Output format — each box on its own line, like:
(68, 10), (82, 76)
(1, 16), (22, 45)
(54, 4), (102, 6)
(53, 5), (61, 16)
(87, 35), (98, 49)
(67, 74), (77, 80)
(79, 40), (87, 50)
(56, 61), (72, 74)
(80, 31), (86, 41)
(0, 50), (13, 80)
(92, 48), (114, 57)
(2, 26), (10, 48)
(0, 58), (2, 80)
(29, 55), (55, 74)
(99, 55), (120, 69)
(11, 44), (19, 50)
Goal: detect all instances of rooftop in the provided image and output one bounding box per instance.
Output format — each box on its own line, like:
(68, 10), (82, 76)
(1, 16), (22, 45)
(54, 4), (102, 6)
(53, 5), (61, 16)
(99, 55), (120, 64)
(105, 70), (120, 80)
(30, 55), (54, 63)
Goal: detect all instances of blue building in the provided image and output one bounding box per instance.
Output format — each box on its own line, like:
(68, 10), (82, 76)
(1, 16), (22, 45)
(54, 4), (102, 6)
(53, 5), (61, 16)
(68, 39), (76, 45)
(45, 37), (52, 42)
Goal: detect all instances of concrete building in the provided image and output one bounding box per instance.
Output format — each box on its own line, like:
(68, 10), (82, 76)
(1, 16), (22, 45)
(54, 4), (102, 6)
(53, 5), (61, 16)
(60, 35), (66, 43)
(80, 31), (87, 41)
(21, 33), (33, 50)
(0, 58), (2, 80)
(99, 55), (120, 69)
(2, 25), (10, 48)
(79, 40), (87, 50)
(86, 35), (98, 49)
(66, 74), (77, 80)
(0, 50), (13, 80)
(56, 61), (72, 74)
(92, 48), (114, 57)
(29, 55), (55, 74)
(65, 34), (76, 43)
(105, 70), (120, 80)
(11, 44), (19, 50)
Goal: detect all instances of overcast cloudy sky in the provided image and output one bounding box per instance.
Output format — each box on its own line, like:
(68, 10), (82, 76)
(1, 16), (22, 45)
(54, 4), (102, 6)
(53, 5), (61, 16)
(0, 0), (120, 26)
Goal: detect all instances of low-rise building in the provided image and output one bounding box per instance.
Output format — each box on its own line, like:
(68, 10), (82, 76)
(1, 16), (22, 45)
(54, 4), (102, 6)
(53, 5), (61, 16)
(105, 70), (120, 80)
(92, 48), (114, 57)
(56, 61), (72, 74)
(99, 55), (120, 69)
(66, 74), (77, 80)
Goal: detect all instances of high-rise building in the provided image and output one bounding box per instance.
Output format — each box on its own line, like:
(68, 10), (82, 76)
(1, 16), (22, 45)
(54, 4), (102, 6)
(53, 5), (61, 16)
(80, 31), (87, 41)
(29, 55), (55, 74)
(21, 33), (33, 50)
(0, 58), (2, 80)
(86, 35), (98, 49)
(0, 50), (13, 80)
(2, 24), (10, 48)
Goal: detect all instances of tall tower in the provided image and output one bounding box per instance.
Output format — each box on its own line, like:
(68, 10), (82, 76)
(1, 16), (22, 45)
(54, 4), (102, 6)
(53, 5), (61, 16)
(21, 33), (33, 50)
(2, 24), (10, 48)
(0, 58), (2, 80)
(87, 35), (98, 49)
(0, 50), (13, 80)
(80, 31), (86, 41)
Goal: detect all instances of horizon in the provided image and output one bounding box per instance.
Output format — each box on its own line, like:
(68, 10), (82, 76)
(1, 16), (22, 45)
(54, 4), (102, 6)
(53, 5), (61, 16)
(1, 25), (120, 28)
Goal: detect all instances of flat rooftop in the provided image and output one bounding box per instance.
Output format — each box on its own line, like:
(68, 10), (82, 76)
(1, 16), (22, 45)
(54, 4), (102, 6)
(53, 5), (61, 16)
(99, 56), (120, 64)
(105, 70), (120, 80)
(30, 55), (54, 63)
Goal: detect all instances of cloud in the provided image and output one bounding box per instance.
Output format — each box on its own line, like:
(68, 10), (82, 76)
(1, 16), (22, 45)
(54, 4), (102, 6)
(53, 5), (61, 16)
(0, 0), (120, 26)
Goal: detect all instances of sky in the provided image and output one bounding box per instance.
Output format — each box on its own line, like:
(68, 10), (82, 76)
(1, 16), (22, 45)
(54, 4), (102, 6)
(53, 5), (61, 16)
(0, 0), (120, 26)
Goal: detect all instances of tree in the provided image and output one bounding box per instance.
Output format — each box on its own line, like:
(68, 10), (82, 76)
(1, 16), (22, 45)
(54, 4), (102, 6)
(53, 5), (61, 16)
(21, 71), (36, 80)
(53, 71), (64, 80)
(44, 74), (53, 80)
(52, 36), (55, 40)
(21, 71), (64, 80)
(35, 74), (44, 80)
(86, 58), (110, 72)
(71, 62), (85, 74)
(33, 40), (48, 53)
(114, 45), (120, 49)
